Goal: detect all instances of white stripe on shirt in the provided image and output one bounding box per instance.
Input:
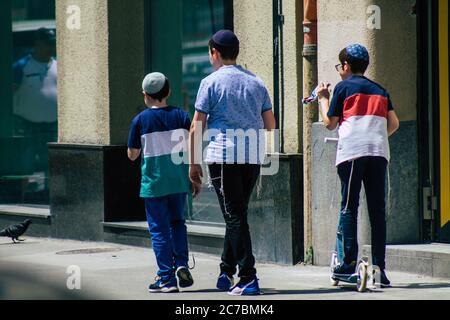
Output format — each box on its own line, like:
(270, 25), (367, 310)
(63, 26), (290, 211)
(141, 128), (189, 158)
(336, 115), (390, 166)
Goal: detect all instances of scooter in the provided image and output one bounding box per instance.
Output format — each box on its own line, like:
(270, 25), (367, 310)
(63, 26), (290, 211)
(329, 251), (381, 292)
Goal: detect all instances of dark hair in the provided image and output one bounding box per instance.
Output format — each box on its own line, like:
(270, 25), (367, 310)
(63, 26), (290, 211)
(339, 48), (369, 74)
(209, 39), (239, 60)
(147, 79), (170, 102)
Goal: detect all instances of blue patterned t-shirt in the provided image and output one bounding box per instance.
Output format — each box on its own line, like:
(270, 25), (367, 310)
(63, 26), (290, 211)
(194, 65), (272, 164)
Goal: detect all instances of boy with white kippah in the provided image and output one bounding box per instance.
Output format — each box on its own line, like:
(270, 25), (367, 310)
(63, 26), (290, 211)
(127, 72), (200, 293)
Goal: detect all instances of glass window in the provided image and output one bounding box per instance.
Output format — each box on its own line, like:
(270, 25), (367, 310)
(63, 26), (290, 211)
(181, 0), (233, 117)
(0, 0), (57, 206)
(145, 0), (233, 224)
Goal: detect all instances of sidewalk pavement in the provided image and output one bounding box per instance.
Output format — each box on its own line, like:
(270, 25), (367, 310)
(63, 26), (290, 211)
(1, 237), (450, 300)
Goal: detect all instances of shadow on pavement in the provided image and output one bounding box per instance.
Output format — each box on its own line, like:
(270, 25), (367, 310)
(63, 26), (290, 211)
(183, 287), (366, 295)
(180, 288), (225, 293)
(260, 287), (357, 295)
(0, 241), (39, 246)
(0, 266), (95, 300)
(390, 283), (450, 290)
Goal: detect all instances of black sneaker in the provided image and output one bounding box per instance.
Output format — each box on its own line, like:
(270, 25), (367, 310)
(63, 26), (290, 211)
(148, 276), (179, 293)
(380, 270), (391, 288)
(176, 267), (194, 288)
(333, 261), (357, 275)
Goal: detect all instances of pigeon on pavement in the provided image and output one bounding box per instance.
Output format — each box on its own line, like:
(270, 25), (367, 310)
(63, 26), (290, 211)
(0, 219), (32, 243)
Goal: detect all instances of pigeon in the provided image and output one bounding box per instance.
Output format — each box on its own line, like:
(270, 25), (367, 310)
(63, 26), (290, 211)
(0, 219), (32, 243)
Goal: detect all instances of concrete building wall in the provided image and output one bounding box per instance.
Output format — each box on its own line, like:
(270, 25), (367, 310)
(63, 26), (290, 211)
(312, 0), (420, 266)
(234, 0), (303, 153)
(280, 0), (304, 153)
(317, 0), (416, 121)
(56, 0), (145, 145)
(234, 1), (273, 102)
(56, 0), (110, 145)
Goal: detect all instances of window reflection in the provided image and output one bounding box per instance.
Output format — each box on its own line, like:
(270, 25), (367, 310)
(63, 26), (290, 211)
(182, 0), (232, 117)
(181, 0), (233, 223)
(0, 1), (56, 205)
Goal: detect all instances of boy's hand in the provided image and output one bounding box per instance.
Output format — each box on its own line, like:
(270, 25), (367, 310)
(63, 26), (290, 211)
(189, 164), (203, 185)
(189, 164), (203, 199)
(317, 82), (331, 100)
(191, 181), (202, 199)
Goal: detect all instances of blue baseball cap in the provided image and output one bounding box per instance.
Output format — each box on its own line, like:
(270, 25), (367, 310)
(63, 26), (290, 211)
(211, 29), (239, 47)
(346, 44), (369, 62)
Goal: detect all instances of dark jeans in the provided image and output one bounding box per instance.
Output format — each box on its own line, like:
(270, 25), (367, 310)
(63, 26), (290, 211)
(208, 163), (261, 278)
(336, 156), (388, 270)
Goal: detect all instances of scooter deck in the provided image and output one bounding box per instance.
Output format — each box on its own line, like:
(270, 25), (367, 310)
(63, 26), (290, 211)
(331, 273), (359, 284)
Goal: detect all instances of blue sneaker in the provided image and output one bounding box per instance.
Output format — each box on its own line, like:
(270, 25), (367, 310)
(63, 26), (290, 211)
(228, 276), (261, 296)
(216, 273), (234, 291)
(148, 276), (178, 293)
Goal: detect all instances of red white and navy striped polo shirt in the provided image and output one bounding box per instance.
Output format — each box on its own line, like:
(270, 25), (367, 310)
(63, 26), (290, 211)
(327, 75), (394, 166)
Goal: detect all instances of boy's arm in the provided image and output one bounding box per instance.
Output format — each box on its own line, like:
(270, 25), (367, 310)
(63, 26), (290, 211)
(262, 110), (276, 131)
(387, 110), (400, 136)
(261, 87), (275, 130)
(127, 116), (142, 161)
(317, 82), (340, 131)
(189, 111), (207, 198)
(127, 148), (141, 161)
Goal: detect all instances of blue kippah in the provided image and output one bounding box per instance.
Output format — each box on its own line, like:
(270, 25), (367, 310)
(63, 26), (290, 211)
(346, 44), (369, 62)
(212, 29), (239, 47)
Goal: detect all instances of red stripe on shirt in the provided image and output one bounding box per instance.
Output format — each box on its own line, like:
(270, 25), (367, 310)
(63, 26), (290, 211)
(342, 93), (389, 122)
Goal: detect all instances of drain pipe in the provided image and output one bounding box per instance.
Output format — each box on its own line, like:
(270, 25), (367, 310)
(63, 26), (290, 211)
(273, 0), (285, 152)
(273, 0), (280, 142)
(302, 0), (318, 265)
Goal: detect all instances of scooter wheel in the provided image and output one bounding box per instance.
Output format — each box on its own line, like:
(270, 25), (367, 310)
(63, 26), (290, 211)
(356, 262), (368, 292)
(329, 252), (340, 286)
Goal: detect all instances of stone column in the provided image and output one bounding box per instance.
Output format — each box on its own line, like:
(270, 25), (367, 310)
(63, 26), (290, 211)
(50, 0), (145, 240)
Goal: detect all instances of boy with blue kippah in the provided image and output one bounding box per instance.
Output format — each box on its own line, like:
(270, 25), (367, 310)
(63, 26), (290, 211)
(128, 72), (200, 293)
(189, 30), (276, 296)
(317, 44), (400, 287)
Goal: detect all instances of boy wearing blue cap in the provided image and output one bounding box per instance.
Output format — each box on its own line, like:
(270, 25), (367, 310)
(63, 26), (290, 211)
(128, 72), (200, 293)
(317, 44), (400, 287)
(189, 30), (276, 295)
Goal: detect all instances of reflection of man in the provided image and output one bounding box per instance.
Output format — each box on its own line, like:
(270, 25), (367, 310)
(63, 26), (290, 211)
(12, 27), (57, 177)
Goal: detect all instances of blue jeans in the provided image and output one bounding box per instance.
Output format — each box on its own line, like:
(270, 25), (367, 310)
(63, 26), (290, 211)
(335, 157), (387, 270)
(145, 193), (189, 280)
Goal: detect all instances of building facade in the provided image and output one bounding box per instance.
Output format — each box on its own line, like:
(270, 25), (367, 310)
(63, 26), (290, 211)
(0, 0), (448, 269)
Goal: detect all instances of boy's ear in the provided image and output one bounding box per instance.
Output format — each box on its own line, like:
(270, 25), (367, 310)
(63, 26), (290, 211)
(342, 62), (349, 72)
(211, 48), (221, 59)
